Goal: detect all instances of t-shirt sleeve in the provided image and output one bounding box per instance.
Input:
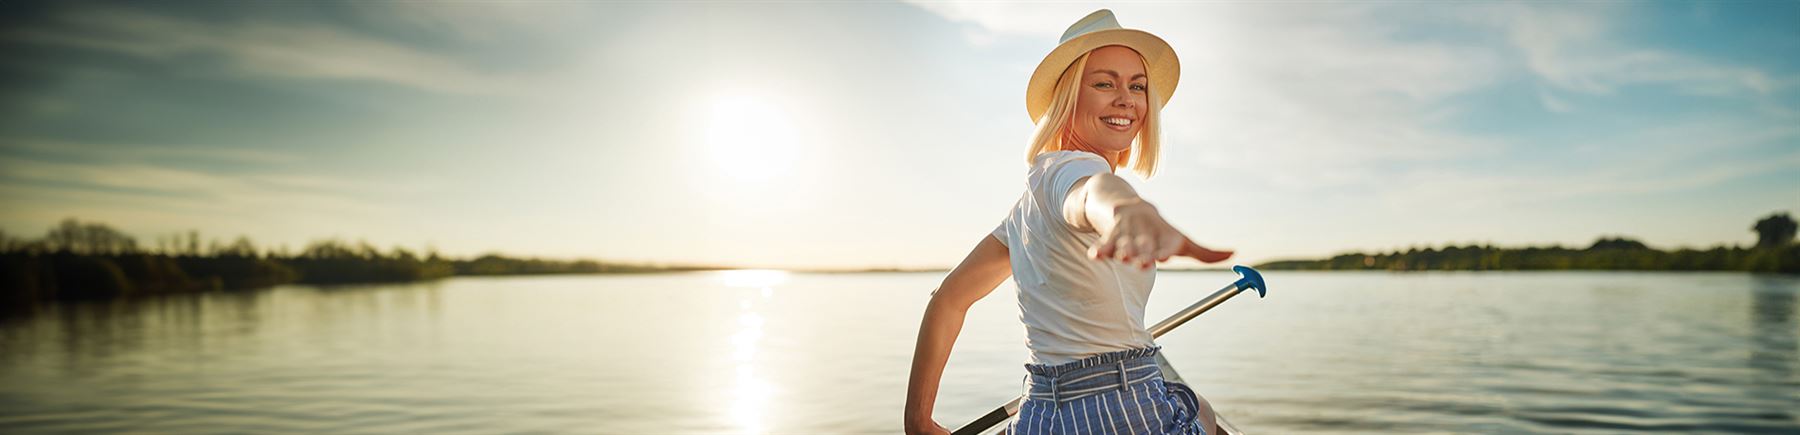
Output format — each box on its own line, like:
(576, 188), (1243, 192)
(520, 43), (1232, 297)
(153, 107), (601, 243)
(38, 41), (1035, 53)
(1040, 154), (1112, 228)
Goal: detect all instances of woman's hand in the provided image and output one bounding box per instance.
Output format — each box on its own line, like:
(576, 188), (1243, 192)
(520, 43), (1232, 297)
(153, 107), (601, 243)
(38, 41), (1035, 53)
(1089, 201), (1233, 269)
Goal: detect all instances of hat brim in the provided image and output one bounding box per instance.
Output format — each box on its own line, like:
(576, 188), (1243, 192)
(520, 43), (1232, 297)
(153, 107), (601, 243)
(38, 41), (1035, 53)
(1026, 28), (1179, 122)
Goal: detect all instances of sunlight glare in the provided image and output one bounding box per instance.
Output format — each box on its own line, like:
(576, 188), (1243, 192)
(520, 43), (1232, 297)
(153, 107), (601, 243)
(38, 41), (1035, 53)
(705, 95), (799, 182)
(729, 291), (772, 434)
(715, 269), (790, 290)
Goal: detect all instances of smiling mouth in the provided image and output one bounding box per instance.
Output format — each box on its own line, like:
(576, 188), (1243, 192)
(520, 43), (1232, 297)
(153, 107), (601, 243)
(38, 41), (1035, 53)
(1101, 116), (1134, 130)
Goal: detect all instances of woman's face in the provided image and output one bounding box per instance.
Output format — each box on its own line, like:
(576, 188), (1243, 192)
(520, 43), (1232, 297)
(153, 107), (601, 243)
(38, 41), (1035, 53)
(1069, 45), (1149, 155)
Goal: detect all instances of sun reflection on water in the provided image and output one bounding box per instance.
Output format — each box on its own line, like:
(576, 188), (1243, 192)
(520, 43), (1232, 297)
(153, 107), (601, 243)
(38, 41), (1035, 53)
(715, 269), (790, 290)
(729, 310), (771, 434)
(717, 269), (786, 433)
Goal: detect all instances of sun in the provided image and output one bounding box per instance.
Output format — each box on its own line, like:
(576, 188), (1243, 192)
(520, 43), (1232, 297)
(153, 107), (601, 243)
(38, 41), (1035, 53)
(704, 94), (799, 182)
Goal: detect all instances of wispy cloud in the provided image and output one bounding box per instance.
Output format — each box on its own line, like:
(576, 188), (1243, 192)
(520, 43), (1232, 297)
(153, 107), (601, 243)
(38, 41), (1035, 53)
(0, 156), (405, 215)
(1478, 2), (1788, 99)
(1382, 122), (1800, 211)
(7, 5), (527, 97)
(6, 138), (299, 165)
(341, 2), (606, 45)
(903, 2), (1091, 46)
(0, 136), (437, 244)
(1538, 89), (1574, 113)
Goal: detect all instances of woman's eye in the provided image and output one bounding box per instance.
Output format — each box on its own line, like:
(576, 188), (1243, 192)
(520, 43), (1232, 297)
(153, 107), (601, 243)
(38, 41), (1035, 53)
(1130, 83), (1147, 92)
(1093, 82), (1113, 89)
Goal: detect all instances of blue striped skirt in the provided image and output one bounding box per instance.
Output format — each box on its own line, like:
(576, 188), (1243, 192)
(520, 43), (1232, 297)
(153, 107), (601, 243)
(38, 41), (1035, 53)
(1008, 346), (1207, 434)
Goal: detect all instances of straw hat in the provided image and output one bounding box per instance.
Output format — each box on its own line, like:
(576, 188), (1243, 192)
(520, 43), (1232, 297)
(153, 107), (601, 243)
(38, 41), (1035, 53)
(1026, 9), (1179, 122)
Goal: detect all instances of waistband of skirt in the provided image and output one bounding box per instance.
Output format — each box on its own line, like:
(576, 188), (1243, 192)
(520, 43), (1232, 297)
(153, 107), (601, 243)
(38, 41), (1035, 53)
(1022, 346), (1164, 403)
(1024, 345), (1162, 377)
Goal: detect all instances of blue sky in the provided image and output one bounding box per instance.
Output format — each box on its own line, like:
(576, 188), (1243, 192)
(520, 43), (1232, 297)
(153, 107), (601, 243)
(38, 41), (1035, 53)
(0, 1), (1795, 269)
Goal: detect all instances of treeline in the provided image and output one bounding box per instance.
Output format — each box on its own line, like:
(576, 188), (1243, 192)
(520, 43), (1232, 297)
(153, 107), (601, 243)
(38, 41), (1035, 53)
(1257, 241), (1798, 273)
(1258, 213), (1799, 274)
(1, 218), (713, 310)
(454, 254), (684, 275)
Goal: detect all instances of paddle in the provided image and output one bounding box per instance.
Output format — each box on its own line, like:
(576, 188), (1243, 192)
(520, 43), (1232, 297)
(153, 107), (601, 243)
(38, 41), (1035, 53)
(950, 265), (1269, 435)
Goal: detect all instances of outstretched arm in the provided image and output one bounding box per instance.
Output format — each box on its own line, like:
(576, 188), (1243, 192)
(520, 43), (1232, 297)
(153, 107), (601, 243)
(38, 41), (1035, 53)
(904, 234), (1012, 435)
(1063, 173), (1233, 269)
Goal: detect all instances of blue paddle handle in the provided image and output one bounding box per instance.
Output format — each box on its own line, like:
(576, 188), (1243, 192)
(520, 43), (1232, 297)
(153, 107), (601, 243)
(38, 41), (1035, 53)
(1232, 265), (1267, 298)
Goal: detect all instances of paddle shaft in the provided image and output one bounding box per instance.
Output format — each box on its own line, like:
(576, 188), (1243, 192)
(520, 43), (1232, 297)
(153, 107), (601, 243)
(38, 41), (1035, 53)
(949, 280), (1250, 435)
(1149, 281), (1247, 338)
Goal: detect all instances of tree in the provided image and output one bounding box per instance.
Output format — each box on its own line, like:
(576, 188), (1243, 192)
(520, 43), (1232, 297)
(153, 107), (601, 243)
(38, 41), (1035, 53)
(219, 236), (257, 257)
(1753, 212), (1797, 248)
(185, 230), (201, 256)
(44, 218), (138, 255)
(1589, 237), (1649, 250)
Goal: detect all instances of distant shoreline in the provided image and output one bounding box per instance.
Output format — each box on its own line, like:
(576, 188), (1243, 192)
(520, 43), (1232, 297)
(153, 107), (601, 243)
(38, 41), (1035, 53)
(5, 213), (1794, 315)
(0, 218), (728, 313)
(1254, 240), (1796, 274)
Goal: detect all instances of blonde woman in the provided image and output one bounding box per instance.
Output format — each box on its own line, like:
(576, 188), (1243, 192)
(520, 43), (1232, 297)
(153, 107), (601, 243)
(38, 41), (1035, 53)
(905, 9), (1233, 435)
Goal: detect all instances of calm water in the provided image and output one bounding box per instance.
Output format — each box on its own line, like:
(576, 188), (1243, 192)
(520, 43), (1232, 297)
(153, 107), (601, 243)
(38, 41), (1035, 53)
(1, 271), (1796, 434)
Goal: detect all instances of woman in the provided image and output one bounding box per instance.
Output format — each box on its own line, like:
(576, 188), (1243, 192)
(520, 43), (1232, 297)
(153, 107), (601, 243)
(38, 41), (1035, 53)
(904, 9), (1233, 435)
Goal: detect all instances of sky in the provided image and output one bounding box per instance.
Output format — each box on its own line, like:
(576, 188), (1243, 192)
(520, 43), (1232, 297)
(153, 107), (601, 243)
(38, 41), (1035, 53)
(0, 1), (1795, 270)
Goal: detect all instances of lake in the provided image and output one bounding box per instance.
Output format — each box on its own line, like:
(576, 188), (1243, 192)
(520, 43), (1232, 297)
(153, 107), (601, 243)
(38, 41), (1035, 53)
(1, 271), (1796, 434)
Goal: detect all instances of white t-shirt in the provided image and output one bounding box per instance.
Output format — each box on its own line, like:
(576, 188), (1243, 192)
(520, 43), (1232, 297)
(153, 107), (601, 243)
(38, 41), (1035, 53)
(990, 150), (1156, 365)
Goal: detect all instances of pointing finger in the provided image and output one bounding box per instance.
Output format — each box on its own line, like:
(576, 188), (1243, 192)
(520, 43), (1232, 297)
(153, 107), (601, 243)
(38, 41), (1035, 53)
(1181, 239), (1235, 263)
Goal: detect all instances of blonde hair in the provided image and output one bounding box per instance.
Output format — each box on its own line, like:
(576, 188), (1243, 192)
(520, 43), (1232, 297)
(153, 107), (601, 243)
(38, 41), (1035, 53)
(1025, 51), (1163, 179)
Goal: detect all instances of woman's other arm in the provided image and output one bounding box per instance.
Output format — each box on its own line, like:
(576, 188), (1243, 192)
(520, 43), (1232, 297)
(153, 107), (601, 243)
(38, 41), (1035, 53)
(1063, 173), (1233, 269)
(904, 234), (1012, 435)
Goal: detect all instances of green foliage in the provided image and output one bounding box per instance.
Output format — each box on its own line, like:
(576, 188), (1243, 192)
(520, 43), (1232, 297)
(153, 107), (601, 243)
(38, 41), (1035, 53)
(0, 217), (708, 312)
(452, 254), (684, 275)
(1262, 212), (1797, 274)
(1589, 237), (1648, 250)
(282, 249), (441, 284)
(176, 254), (300, 289)
(45, 253), (134, 300)
(277, 239), (449, 284)
(43, 218), (138, 255)
(111, 254), (206, 294)
(1261, 238), (1799, 274)
(1754, 212), (1797, 249)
